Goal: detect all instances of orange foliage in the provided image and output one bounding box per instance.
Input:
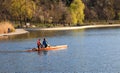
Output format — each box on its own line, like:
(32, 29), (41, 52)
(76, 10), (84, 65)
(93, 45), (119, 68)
(0, 22), (15, 34)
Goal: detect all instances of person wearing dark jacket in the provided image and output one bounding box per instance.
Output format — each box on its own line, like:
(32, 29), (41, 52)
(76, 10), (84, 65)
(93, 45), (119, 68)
(42, 38), (48, 48)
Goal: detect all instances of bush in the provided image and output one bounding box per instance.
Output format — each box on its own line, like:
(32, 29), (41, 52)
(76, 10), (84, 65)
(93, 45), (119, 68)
(0, 21), (15, 34)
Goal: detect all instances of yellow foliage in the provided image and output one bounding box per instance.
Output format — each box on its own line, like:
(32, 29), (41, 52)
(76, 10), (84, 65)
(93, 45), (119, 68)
(69, 0), (85, 24)
(10, 0), (36, 19)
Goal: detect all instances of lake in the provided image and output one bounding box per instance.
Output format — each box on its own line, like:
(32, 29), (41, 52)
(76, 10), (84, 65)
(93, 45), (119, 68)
(0, 28), (120, 73)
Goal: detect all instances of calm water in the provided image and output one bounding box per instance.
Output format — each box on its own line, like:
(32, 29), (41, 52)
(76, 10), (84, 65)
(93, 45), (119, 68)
(0, 28), (120, 73)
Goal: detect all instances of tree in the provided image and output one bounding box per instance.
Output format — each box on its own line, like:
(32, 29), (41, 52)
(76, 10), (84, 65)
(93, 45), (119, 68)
(33, 0), (70, 25)
(84, 7), (98, 21)
(0, 0), (11, 21)
(114, 0), (120, 20)
(50, 1), (69, 24)
(98, 0), (115, 20)
(62, 0), (73, 6)
(9, 0), (36, 25)
(69, 0), (85, 25)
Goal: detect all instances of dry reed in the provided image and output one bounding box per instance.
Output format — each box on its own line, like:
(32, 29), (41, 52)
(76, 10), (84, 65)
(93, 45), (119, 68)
(0, 21), (15, 34)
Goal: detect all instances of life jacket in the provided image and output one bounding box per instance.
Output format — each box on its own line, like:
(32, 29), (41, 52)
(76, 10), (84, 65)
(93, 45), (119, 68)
(37, 40), (41, 46)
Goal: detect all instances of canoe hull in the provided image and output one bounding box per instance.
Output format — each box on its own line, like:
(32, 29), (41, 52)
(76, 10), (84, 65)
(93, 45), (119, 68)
(26, 45), (67, 52)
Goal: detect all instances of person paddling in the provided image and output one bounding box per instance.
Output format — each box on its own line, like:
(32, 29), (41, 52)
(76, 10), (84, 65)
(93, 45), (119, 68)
(42, 38), (48, 48)
(37, 39), (42, 50)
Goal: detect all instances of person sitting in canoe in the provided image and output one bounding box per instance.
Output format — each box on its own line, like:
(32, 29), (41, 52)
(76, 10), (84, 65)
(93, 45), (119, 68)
(37, 39), (42, 49)
(42, 38), (48, 48)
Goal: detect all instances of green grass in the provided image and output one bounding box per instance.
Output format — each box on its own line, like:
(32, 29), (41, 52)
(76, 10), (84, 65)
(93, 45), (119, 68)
(12, 20), (120, 28)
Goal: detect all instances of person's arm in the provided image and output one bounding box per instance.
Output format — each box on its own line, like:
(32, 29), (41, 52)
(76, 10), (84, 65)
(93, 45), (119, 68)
(46, 40), (48, 44)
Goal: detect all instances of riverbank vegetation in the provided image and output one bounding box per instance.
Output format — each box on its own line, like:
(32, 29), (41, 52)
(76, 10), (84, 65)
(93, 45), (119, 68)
(0, 21), (15, 34)
(0, 0), (119, 28)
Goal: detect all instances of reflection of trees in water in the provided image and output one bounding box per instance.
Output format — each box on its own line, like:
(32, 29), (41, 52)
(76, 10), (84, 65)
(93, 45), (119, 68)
(71, 29), (85, 37)
(30, 30), (68, 37)
(31, 31), (63, 37)
(7, 33), (30, 40)
(0, 36), (8, 40)
(0, 29), (85, 40)
(26, 30), (73, 39)
(0, 31), (65, 40)
(0, 33), (30, 41)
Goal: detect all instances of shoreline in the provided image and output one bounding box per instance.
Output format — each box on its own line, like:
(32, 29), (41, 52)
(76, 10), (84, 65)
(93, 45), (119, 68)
(26, 24), (120, 31)
(0, 24), (120, 37)
(0, 29), (28, 37)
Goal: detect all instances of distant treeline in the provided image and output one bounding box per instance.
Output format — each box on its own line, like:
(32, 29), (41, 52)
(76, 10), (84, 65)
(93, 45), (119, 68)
(0, 0), (119, 26)
(83, 0), (120, 21)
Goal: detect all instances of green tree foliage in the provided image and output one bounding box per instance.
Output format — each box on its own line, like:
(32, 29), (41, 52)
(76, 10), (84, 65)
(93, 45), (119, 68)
(69, 0), (85, 24)
(9, 0), (36, 22)
(0, 0), (120, 25)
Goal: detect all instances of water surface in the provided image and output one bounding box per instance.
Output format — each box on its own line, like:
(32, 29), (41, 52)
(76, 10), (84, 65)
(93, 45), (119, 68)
(0, 28), (120, 72)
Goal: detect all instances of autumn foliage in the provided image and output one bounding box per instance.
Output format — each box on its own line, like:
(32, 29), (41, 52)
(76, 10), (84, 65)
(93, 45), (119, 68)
(0, 0), (119, 26)
(0, 22), (15, 34)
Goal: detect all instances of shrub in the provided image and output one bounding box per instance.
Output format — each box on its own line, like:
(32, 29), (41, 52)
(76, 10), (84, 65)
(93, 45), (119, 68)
(0, 21), (15, 34)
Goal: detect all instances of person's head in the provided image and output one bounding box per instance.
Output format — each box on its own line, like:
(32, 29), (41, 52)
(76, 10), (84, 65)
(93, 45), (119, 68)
(44, 38), (46, 41)
(38, 39), (40, 41)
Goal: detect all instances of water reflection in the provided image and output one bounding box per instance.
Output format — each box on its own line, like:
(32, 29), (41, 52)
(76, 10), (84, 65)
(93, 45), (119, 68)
(37, 51), (48, 56)
(1, 28), (120, 72)
(0, 29), (86, 41)
(0, 36), (9, 40)
(0, 50), (48, 56)
(0, 50), (25, 53)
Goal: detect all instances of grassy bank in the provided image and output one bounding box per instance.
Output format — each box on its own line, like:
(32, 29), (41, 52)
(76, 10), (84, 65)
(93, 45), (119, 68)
(0, 21), (15, 34)
(12, 20), (120, 28)
(84, 20), (120, 25)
